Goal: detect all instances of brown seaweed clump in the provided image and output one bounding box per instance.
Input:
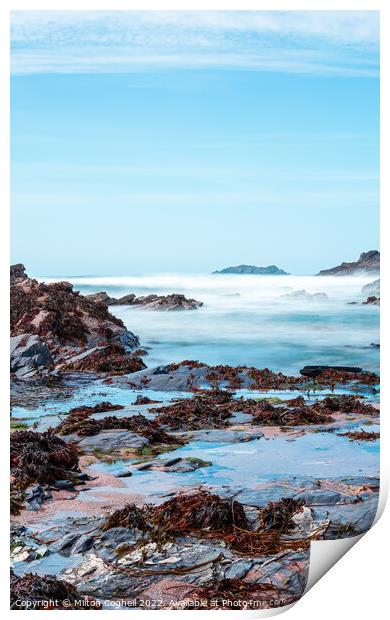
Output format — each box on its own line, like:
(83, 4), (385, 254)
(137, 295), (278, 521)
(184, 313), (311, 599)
(65, 401), (125, 416)
(151, 489), (248, 534)
(152, 395), (233, 430)
(134, 395), (161, 405)
(318, 395), (378, 415)
(314, 368), (378, 386)
(102, 503), (150, 532)
(10, 431), (79, 497)
(62, 344), (146, 375)
(101, 491), (309, 557)
(259, 498), (304, 532)
(10, 570), (100, 610)
(185, 579), (296, 609)
(340, 430), (380, 442)
(54, 409), (178, 445)
(252, 403), (333, 426)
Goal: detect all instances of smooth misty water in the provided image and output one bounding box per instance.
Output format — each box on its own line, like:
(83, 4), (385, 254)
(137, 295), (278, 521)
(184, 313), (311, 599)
(41, 273), (380, 374)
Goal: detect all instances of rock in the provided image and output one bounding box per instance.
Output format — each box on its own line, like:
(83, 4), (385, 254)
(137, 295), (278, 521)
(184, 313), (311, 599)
(224, 560), (253, 580)
(10, 263), (28, 284)
(132, 293), (203, 311)
(362, 278), (380, 296)
(363, 296), (380, 306)
(293, 489), (353, 506)
(75, 430), (149, 453)
(52, 533), (80, 553)
(299, 365), (362, 378)
(100, 527), (138, 546)
(24, 484), (52, 511)
(71, 534), (95, 554)
(281, 289), (328, 301)
(213, 264), (289, 275)
(10, 334), (53, 378)
(317, 250), (380, 276)
(136, 457), (212, 473)
(188, 429), (264, 443)
(117, 293), (137, 305)
(85, 291), (118, 305)
(10, 264), (143, 379)
(53, 480), (75, 491)
(115, 470), (133, 478)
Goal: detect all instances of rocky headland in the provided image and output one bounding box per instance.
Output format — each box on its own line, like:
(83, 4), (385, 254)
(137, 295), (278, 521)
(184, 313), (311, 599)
(317, 250), (380, 276)
(10, 264), (145, 379)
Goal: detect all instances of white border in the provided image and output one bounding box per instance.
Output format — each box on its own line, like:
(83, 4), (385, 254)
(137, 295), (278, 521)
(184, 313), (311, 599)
(1, 1), (388, 617)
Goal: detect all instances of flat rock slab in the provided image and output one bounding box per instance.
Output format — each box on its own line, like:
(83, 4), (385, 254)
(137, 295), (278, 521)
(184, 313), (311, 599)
(136, 457), (212, 473)
(74, 430), (149, 453)
(187, 429), (264, 443)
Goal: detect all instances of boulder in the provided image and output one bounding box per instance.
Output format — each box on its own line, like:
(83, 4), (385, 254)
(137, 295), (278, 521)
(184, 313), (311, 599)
(10, 334), (53, 378)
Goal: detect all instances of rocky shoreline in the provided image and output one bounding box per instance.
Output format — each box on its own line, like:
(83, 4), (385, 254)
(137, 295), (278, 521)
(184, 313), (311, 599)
(10, 264), (380, 610)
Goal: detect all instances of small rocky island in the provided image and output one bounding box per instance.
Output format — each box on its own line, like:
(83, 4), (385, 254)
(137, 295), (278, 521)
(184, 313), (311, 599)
(317, 250), (380, 276)
(213, 264), (289, 275)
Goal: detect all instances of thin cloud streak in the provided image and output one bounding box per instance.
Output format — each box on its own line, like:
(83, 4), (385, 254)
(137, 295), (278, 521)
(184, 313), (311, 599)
(11, 10), (379, 76)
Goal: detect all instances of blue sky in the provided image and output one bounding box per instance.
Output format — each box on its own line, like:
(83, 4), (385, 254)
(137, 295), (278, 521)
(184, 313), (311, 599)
(11, 11), (379, 275)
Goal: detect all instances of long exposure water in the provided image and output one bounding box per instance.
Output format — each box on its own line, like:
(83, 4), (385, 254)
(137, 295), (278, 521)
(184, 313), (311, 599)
(41, 273), (379, 374)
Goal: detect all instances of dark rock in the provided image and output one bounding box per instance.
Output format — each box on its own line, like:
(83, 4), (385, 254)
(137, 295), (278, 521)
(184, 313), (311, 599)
(300, 365), (362, 378)
(10, 264), (143, 379)
(100, 527), (137, 546)
(213, 264), (289, 275)
(10, 334), (53, 378)
(317, 250), (380, 276)
(10, 263), (28, 284)
(85, 291), (118, 305)
(71, 534), (95, 554)
(363, 295), (380, 306)
(53, 480), (75, 491)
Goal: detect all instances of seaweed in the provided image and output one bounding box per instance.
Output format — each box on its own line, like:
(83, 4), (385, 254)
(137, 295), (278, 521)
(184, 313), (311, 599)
(259, 498), (304, 532)
(10, 570), (100, 610)
(151, 489), (248, 534)
(185, 578), (295, 609)
(54, 409), (178, 445)
(10, 430), (79, 501)
(340, 429), (380, 442)
(62, 344), (146, 375)
(319, 395), (377, 414)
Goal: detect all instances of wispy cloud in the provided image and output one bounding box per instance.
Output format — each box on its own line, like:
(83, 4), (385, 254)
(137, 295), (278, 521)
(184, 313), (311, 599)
(11, 10), (379, 76)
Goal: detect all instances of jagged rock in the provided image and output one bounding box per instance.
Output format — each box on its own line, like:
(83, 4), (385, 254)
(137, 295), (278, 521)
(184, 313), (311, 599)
(132, 293), (203, 311)
(86, 291), (202, 311)
(363, 296), (380, 306)
(213, 264), (289, 275)
(85, 291), (118, 305)
(317, 250), (380, 276)
(10, 334), (53, 378)
(10, 263), (28, 284)
(362, 278), (380, 296)
(10, 264), (143, 378)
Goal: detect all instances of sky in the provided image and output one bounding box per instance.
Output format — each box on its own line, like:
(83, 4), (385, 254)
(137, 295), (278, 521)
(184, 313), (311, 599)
(10, 11), (380, 276)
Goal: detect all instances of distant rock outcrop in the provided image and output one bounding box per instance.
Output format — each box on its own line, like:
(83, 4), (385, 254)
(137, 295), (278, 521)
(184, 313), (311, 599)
(87, 292), (203, 311)
(362, 279), (380, 297)
(10, 265), (145, 379)
(213, 264), (289, 275)
(281, 289), (328, 301)
(317, 251), (380, 276)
